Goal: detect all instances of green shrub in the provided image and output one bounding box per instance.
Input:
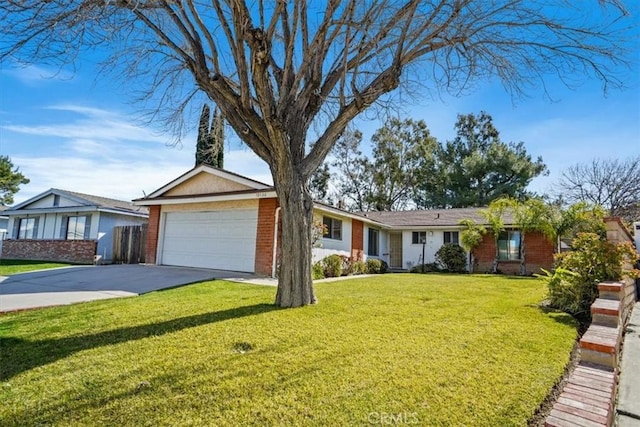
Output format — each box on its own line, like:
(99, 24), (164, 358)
(342, 256), (355, 276)
(352, 261), (367, 275)
(366, 258), (383, 274)
(323, 254), (343, 278)
(380, 260), (389, 274)
(410, 263), (441, 273)
(542, 232), (639, 323)
(435, 243), (467, 273)
(312, 261), (325, 280)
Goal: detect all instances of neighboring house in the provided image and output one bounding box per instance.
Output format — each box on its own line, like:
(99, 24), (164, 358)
(135, 165), (555, 276)
(2, 189), (149, 263)
(0, 206), (8, 256)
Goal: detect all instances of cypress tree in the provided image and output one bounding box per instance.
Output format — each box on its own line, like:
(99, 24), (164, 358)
(195, 104), (224, 168)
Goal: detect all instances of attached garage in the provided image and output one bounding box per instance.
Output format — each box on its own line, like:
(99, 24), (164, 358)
(159, 209), (258, 272)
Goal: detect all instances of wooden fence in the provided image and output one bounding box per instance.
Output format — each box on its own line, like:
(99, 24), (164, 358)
(112, 224), (147, 264)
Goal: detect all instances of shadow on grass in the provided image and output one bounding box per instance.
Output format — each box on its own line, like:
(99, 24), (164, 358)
(531, 304), (584, 333)
(0, 303), (278, 381)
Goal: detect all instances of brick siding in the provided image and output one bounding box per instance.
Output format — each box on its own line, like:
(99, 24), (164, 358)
(254, 198), (279, 276)
(474, 231), (554, 275)
(351, 219), (364, 260)
(145, 205), (161, 264)
(1, 239), (97, 264)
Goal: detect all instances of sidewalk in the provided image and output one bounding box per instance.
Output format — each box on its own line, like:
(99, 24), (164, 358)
(617, 301), (640, 426)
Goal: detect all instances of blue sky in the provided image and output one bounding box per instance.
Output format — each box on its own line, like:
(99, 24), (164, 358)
(1, 11), (639, 206)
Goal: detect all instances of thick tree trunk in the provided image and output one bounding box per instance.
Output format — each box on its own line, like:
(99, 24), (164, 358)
(273, 166), (316, 308)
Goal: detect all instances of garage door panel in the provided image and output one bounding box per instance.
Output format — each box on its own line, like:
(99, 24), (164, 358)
(160, 209), (258, 272)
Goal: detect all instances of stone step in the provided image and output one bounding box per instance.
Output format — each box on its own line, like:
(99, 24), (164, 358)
(591, 298), (622, 328)
(545, 364), (615, 427)
(580, 325), (621, 370)
(597, 282), (624, 301)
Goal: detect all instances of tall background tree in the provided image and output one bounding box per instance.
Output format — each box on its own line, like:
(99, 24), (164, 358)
(367, 118), (438, 211)
(308, 162), (331, 203)
(414, 112), (548, 208)
(1, 1), (632, 307)
(0, 156), (29, 206)
(331, 130), (375, 212)
(195, 105), (225, 168)
(554, 156), (640, 225)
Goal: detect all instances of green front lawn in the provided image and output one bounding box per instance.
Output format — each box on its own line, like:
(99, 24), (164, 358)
(0, 259), (72, 276)
(0, 274), (576, 426)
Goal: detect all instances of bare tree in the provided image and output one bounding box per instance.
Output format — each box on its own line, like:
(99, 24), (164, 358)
(1, 1), (632, 307)
(555, 156), (640, 223)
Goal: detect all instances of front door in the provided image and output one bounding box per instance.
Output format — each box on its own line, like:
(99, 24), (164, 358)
(389, 233), (403, 269)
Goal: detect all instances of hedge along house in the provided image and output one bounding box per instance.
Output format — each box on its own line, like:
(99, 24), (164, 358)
(2, 189), (149, 264)
(135, 165), (556, 276)
(133, 165), (386, 276)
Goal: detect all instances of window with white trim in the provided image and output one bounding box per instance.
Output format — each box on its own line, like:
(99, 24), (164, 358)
(498, 230), (521, 260)
(322, 216), (342, 240)
(443, 231), (459, 245)
(368, 228), (379, 256)
(64, 215), (91, 240)
(412, 231), (427, 244)
(18, 218), (37, 239)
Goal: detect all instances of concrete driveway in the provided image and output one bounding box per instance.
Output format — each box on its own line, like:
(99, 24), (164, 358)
(0, 264), (258, 313)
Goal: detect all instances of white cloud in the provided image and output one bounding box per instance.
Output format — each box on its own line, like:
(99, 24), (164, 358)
(4, 104), (273, 205)
(1, 64), (75, 86)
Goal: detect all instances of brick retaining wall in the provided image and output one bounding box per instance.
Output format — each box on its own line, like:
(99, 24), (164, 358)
(1, 239), (97, 264)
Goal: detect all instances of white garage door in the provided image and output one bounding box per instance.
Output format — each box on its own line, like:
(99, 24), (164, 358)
(160, 209), (258, 272)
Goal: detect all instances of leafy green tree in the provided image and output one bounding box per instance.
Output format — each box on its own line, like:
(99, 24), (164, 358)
(331, 119), (438, 211)
(331, 130), (375, 212)
(548, 201), (606, 253)
(309, 162), (331, 203)
(195, 105), (224, 168)
(414, 112), (547, 208)
(368, 118), (438, 211)
(459, 219), (486, 273)
(0, 156), (29, 206)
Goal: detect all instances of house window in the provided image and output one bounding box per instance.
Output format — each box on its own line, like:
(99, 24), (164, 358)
(444, 231), (459, 245)
(412, 231), (427, 244)
(498, 230), (521, 260)
(323, 216), (342, 240)
(66, 216), (89, 240)
(18, 218), (37, 239)
(368, 228), (379, 256)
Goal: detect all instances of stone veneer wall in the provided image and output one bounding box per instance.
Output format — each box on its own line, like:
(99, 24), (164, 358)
(1, 239), (97, 264)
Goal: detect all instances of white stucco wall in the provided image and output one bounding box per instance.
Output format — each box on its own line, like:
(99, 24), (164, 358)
(363, 225), (389, 263)
(312, 213), (353, 263)
(400, 229), (469, 270)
